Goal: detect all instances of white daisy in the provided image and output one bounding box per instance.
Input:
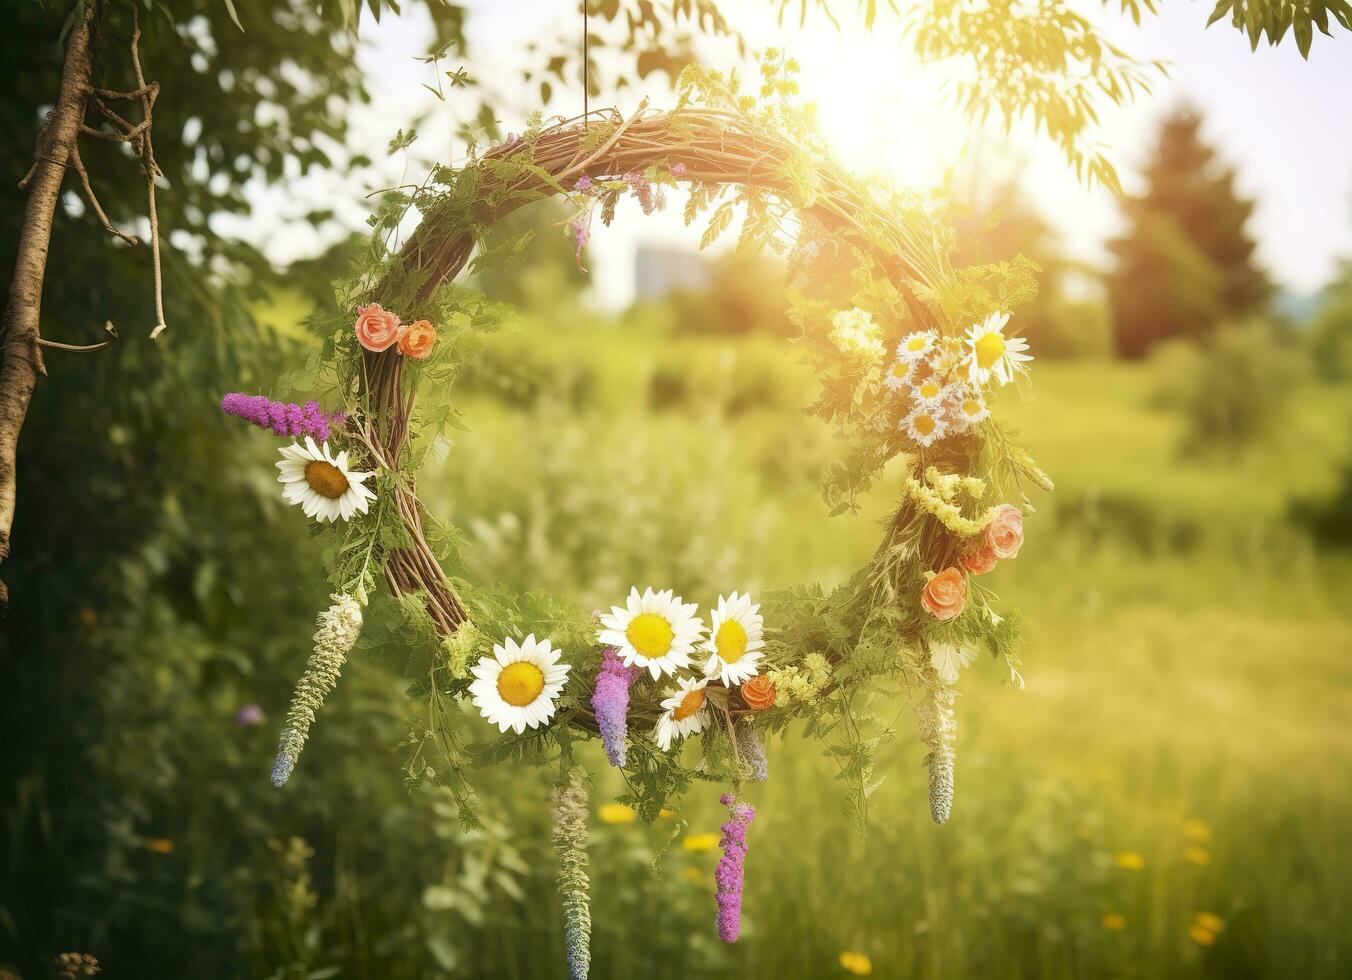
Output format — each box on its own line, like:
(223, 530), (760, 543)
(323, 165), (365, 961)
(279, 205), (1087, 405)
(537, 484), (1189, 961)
(897, 330), (938, 363)
(884, 359), (913, 391)
(653, 675), (710, 751)
(949, 383), (990, 428)
(597, 587), (705, 679)
(701, 591), (765, 686)
(964, 311), (1032, 388)
(929, 640), (977, 685)
(910, 375), (948, 407)
(468, 634), (570, 734)
(276, 437), (377, 523)
(902, 406), (949, 447)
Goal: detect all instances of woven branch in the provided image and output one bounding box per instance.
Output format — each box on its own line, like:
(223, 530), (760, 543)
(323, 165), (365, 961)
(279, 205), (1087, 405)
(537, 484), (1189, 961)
(363, 107), (947, 652)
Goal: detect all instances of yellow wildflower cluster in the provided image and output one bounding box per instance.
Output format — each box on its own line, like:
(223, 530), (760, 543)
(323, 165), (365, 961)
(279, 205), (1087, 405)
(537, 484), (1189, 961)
(906, 466), (1000, 535)
(829, 308), (885, 364)
(767, 652), (832, 705)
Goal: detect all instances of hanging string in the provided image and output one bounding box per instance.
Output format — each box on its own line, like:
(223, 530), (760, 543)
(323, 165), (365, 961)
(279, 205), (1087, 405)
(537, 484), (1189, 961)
(582, 1), (589, 118)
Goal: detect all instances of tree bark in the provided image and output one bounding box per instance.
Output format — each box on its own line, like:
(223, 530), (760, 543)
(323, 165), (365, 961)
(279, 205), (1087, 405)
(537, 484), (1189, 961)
(0, 1), (101, 605)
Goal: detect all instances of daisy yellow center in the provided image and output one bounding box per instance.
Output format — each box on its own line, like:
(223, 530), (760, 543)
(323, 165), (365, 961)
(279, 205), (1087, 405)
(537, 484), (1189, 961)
(714, 620), (749, 663)
(975, 331), (1006, 369)
(913, 415), (937, 436)
(626, 613), (674, 659)
(962, 398), (983, 417)
(888, 362), (908, 379)
(672, 688), (706, 721)
(906, 336), (928, 352)
(919, 381), (942, 399)
(304, 460), (350, 499)
(497, 661), (545, 707)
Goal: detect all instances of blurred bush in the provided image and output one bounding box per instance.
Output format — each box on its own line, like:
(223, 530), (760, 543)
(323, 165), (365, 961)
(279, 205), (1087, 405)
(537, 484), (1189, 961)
(1151, 320), (1306, 457)
(1306, 260), (1352, 381)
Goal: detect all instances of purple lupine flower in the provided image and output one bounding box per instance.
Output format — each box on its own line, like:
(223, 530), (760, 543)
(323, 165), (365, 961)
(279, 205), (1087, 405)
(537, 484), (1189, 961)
(236, 703), (265, 726)
(221, 393), (346, 441)
(715, 793), (756, 942)
(574, 174), (593, 192)
(591, 647), (638, 767)
(669, 162), (686, 176)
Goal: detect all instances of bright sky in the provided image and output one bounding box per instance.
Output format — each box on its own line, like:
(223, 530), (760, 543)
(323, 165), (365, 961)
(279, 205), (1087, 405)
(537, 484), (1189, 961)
(219, 0), (1352, 308)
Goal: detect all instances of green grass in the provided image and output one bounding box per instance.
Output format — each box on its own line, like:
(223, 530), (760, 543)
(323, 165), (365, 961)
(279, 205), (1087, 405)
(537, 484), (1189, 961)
(411, 321), (1352, 979)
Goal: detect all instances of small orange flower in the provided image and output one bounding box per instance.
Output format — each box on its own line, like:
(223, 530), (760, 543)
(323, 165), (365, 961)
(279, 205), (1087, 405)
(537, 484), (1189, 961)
(985, 504), (1024, 559)
(398, 319), (437, 359)
(353, 302), (402, 352)
(961, 545), (998, 575)
(741, 675), (777, 710)
(920, 567), (967, 621)
(1101, 912), (1126, 931)
(145, 838), (174, 854)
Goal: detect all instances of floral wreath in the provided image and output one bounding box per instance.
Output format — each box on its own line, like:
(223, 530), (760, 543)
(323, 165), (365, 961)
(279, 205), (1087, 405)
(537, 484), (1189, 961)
(223, 59), (1052, 976)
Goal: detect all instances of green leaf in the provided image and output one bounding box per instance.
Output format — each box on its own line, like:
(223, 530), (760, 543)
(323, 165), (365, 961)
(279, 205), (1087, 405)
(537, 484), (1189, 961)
(222, 0), (244, 31)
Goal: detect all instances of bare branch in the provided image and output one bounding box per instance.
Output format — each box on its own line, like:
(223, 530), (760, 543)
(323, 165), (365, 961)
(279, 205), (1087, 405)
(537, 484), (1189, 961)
(127, 10), (168, 340)
(35, 321), (118, 353)
(70, 143), (139, 246)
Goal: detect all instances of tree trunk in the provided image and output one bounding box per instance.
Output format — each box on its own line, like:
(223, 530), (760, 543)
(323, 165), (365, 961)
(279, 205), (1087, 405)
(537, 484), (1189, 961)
(0, 1), (100, 606)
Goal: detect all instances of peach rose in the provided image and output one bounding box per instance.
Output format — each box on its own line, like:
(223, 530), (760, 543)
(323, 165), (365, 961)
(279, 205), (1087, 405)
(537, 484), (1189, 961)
(398, 319), (437, 359)
(985, 504), (1024, 560)
(961, 545), (998, 575)
(740, 675), (776, 711)
(354, 303), (402, 352)
(920, 567), (967, 621)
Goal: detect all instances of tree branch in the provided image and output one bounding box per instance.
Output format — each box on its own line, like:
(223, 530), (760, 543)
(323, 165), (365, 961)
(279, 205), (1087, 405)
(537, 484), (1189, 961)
(0, 0), (103, 602)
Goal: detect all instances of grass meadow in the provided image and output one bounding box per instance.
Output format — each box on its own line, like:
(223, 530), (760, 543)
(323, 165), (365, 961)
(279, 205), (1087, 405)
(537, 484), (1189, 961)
(370, 316), (1352, 979)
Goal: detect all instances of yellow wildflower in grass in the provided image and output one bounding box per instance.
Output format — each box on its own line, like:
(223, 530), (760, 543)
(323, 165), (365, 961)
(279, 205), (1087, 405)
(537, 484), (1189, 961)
(1184, 846), (1211, 866)
(682, 832), (721, 852)
(598, 803), (637, 825)
(1194, 912), (1225, 934)
(1189, 924), (1218, 946)
(1113, 851), (1145, 871)
(681, 866), (706, 886)
(1100, 913), (1126, 931)
(1183, 819), (1212, 842)
(838, 950), (873, 975)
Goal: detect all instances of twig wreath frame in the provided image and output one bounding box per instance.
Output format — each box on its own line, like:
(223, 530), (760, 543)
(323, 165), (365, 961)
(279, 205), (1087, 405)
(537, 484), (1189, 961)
(226, 60), (1053, 970)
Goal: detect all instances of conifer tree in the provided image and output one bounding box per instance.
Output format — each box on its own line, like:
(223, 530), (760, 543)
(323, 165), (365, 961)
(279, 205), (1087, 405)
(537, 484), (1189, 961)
(1108, 106), (1271, 358)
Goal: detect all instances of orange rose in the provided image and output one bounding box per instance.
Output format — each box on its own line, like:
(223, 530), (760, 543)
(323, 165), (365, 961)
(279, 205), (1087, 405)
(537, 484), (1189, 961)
(398, 319), (437, 359)
(354, 302), (402, 352)
(740, 675), (776, 711)
(985, 504), (1024, 560)
(920, 567), (966, 621)
(961, 545), (998, 575)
